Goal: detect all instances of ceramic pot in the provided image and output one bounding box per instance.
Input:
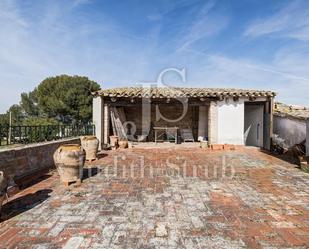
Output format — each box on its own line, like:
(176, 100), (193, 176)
(0, 171), (7, 214)
(53, 144), (85, 185)
(81, 136), (99, 161)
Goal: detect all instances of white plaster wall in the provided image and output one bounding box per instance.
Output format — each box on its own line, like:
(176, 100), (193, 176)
(306, 118), (309, 156)
(273, 116), (306, 148)
(217, 99), (244, 145)
(92, 96), (103, 150)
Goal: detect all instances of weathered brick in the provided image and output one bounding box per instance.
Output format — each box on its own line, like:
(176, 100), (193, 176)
(0, 147), (308, 248)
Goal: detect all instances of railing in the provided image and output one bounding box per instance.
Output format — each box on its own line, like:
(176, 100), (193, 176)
(0, 125), (95, 146)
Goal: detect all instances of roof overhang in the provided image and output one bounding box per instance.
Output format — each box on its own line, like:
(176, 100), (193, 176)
(92, 87), (276, 99)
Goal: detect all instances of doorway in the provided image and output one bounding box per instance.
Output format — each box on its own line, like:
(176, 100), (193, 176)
(244, 103), (264, 147)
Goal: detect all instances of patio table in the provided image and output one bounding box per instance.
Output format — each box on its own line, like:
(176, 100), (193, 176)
(153, 126), (178, 144)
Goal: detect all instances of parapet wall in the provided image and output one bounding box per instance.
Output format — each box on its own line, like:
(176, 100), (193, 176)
(273, 115), (306, 148)
(0, 138), (81, 181)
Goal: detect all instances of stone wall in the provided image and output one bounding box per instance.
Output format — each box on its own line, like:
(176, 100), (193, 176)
(0, 138), (81, 181)
(273, 115), (306, 148)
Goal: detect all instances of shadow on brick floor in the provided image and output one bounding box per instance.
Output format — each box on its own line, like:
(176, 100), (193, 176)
(14, 169), (52, 190)
(260, 149), (302, 168)
(0, 189), (52, 222)
(97, 152), (108, 160)
(82, 167), (99, 180)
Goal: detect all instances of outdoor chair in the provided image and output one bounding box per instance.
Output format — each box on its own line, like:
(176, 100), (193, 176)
(180, 128), (195, 142)
(166, 130), (177, 143)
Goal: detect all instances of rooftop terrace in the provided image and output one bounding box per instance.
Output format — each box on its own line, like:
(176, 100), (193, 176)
(0, 147), (308, 248)
(274, 102), (309, 121)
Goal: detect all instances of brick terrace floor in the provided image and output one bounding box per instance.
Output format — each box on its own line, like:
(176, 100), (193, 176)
(0, 147), (308, 248)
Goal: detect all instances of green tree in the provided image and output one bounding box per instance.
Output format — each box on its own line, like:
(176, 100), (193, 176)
(8, 105), (24, 125)
(0, 105), (23, 126)
(0, 113), (8, 126)
(20, 90), (39, 117)
(36, 75), (100, 124)
(22, 117), (60, 126)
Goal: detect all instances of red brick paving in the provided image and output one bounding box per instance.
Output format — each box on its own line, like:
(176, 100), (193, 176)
(0, 147), (308, 248)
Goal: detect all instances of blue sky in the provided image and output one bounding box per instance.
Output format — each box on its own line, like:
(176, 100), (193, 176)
(1, 0), (309, 112)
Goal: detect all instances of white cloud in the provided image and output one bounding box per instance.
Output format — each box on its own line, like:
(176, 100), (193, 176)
(177, 0), (229, 52)
(147, 0), (198, 22)
(147, 14), (162, 21)
(72, 0), (92, 7)
(244, 0), (309, 41)
(0, 0), (309, 113)
(0, 0), (162, 112)
(182, 48), (309, 106)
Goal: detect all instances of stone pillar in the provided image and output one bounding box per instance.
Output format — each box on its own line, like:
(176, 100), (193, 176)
(92, 96), (103, 150)
(103, 104), (110, 146)
(208, 102), (218, 144)
(306, 118), (309, 156)
(198, 105), (208, 141)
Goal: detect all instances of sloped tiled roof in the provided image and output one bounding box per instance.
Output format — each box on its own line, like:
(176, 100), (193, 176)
(94, 87), (276, 98)
(274, 102), (309, 120)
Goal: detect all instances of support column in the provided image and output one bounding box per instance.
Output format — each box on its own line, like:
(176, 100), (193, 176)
(306, 118), (309, 156)
(103, 104), (110, 146)
(92, 96), (103, 150)
(208, 102), (218, 145)
(198, 105), (208, 141)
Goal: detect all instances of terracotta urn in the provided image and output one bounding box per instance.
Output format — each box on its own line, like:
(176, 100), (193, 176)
(118, 139), (128, 149)
(53, 144), (85, 186)
(109, 135), (119, 150)
(0, 171), (7, 214)
(81, 136), (99, 161)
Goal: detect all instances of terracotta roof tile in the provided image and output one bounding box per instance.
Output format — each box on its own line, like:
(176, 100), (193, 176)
(274, 102), (309, 120)
(94, 87), (276, 98)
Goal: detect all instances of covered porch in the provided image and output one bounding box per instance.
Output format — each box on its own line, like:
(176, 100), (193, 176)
(103, 100), (208, 145)
(92, 87), (275, 150)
